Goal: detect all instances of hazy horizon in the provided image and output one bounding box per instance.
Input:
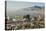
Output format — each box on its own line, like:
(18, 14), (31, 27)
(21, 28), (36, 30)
(6, 1), (45, 16)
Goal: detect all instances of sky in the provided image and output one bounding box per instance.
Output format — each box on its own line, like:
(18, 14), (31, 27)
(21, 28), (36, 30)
(7, 1), (44, 11)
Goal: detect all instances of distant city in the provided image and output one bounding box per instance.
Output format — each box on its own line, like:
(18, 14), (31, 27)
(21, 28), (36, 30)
(5, 1), (45, 30)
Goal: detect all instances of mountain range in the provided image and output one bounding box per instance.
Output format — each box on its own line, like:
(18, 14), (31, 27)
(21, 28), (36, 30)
(7, 6), (45, 17)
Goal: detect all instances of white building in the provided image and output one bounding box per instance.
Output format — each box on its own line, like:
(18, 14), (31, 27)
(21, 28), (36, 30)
(12, 18), (17, 21)
(31, 17), (35, 21)
(7, 16), (10, 20)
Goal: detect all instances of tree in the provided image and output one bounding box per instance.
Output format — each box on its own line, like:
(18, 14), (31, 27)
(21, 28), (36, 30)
(26, 14), (30, 21)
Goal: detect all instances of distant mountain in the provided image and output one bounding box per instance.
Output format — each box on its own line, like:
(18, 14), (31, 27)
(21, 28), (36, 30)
(7, 6), (44, 17)
(21, 6), (44, 11)
(33, 5), (44, 8)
